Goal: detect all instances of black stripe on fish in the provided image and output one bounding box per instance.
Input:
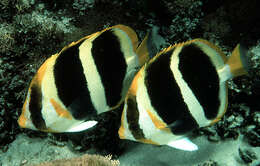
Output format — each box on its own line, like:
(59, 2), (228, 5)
(29, 83), (47, 130)
(126, 96), (145, 140)
(178, 44), (220, 120)
(54, 40), (96, 120)
(145, 48), (199, 134)
(91, 29), (127, 107)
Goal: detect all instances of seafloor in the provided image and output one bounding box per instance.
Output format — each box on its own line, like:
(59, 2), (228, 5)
(0, 0), (260, 166)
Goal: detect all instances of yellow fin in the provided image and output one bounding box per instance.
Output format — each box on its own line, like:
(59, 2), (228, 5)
(226, 44), (250, 77)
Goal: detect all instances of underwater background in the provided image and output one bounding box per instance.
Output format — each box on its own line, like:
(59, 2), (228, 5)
(0, 0), (260, 165)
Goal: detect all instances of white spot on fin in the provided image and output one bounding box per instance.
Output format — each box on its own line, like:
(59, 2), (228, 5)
(167, 137), (198, 151)
(66, 120), (98, 132)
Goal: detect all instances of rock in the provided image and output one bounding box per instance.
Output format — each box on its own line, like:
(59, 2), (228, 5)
(245, 130), (260, 147)
(223, 130), (239, 139)
(238, 148), (257, 164)
(197, 160), (218, 166)
(252, 112), (260, 125)
(227, 114), (244, 129)
(208, 134), (221, 142)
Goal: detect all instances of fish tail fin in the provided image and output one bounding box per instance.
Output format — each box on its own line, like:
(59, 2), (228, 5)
(218, 43), (250, 83)
(226, 43), (250, 77)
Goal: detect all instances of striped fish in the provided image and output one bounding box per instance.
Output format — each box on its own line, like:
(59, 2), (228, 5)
(18, 25), (154, 132)
(118, 39), (249, 151)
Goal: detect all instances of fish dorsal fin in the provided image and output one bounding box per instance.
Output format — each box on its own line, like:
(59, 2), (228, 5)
(102, 24), (140, 70)
(65, 120), (98, 132)
(109, 24), (139, 51)
(167, 137), (198, 151)
(192, 39), (228, 62)
(190, 39), (227, 71)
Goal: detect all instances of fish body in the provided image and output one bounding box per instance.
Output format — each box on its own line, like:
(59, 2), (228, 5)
(118, 39), (249, 150)
(18, 25), (151, 132)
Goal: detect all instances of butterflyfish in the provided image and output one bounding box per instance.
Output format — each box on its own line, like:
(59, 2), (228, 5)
(118, 39), (249, 151)
(18, 25), (153, 132)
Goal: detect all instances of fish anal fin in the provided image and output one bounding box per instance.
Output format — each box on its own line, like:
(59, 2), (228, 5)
(167, 137), (198, 151)
(65, 120), (98, 132)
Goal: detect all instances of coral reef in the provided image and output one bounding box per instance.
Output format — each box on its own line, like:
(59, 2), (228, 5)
(165, 0), (204, 41)
(72, 0), (95, 15)
(0, 23), (15, 53)
(33, 154), (119, 166)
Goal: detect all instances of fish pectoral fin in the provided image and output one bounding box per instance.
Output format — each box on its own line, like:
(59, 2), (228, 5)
(167, 137), (198, 151)
(65, 120), (98, 132)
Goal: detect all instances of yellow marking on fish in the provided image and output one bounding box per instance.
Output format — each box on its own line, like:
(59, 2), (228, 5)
(146, 110), (171, 133)
(128, 67), (144, 96)
(139, 138), (159, 145)
(41, 127), (60, 133)
(118, 113), (126, 139)
(18, 56), (51, 128)
(50, 98), (73, 120)
(33, 54), (55, 85)
(18, 98), (28, 128)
